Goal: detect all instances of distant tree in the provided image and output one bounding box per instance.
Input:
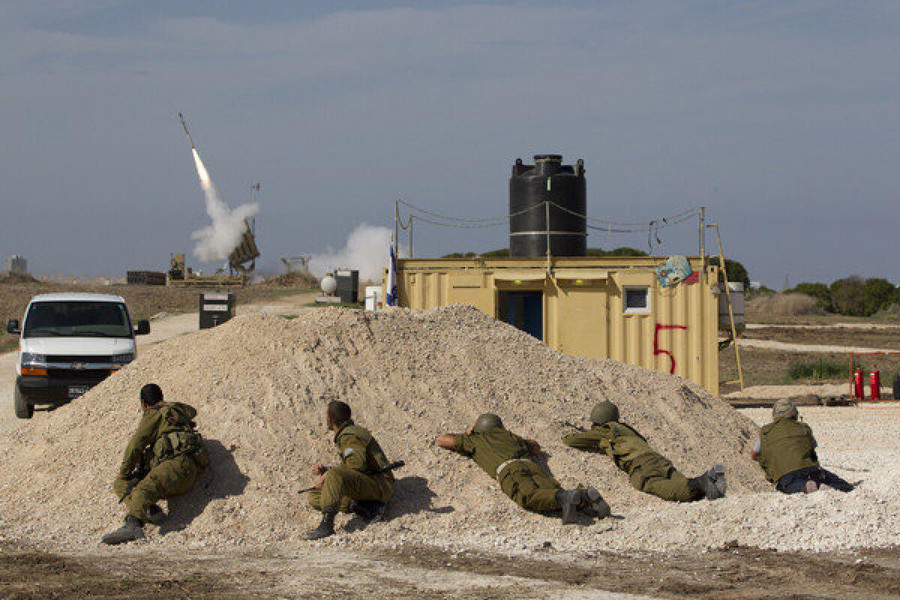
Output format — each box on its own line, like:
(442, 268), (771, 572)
(862, 278), (896, 316)
(589, 247), (648, 257)
(710, 257), (751, 288)
(790, 282), (834, 312)
(830, 276), (866, 316)
(442, 247), (649, 258)
(480, 248), (510, 258)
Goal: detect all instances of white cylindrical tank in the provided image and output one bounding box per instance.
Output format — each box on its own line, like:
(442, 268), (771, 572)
(320, 274), (337, 295)
(718, 282), (745, 332)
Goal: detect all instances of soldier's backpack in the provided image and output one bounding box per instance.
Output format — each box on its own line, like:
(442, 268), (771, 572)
(151, 403), (210, 469)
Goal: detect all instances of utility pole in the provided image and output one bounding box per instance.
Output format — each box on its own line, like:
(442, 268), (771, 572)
(409, 216), (414, 258)
(699, 206), (706, 283)
(393, 199), (400, 257)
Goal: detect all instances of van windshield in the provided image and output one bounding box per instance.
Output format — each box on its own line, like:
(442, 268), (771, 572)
(23, 301), (133, 339)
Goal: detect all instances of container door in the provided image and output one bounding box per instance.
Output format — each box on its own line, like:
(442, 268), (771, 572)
(498, 291), (543, 340)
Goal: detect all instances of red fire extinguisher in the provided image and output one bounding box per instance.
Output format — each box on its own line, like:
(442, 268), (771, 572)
(870, 367), (881, 401)
(853, 366), (865, 399)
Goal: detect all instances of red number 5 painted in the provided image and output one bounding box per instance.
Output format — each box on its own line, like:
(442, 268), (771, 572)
(654, 323), (688, 374)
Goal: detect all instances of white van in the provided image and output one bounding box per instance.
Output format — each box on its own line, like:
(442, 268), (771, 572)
(5, 293), (150, 419)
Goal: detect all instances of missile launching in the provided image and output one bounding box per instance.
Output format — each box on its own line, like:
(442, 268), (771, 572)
(178, 111), (196, 149)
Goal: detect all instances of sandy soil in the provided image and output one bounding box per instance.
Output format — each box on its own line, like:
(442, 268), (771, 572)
(724, 383), (849, 401)
(1, 312), (899, 597)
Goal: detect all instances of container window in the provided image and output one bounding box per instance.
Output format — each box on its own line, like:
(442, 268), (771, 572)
(624, 287), (650, 314)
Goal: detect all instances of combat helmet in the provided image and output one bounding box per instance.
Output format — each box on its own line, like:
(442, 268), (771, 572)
(772, 399), (798, 420)
(473, 413), (503, 433)
(590, 401), (620, 425)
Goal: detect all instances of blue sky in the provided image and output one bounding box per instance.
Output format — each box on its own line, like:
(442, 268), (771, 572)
(1, 1), (898, 286)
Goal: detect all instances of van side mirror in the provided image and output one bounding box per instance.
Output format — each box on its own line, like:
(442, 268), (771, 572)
(6, 319), (20, 335)
(134, 320), (150, 336)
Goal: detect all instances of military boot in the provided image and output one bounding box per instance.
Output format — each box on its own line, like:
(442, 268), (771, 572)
(101, 515), (145, 545)
(350, 500), (387, 524)
(145, 505), (166, 526)
(304, 509), (336, 540)
(556, 489), (583, 525)
(689, 464), (727, 500)
(581, 487), (611, 519)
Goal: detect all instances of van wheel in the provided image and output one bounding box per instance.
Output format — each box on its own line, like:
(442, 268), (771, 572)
(14, 387), (33, 419)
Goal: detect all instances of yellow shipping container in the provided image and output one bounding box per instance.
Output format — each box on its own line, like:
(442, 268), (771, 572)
(390, 256), (723, 395)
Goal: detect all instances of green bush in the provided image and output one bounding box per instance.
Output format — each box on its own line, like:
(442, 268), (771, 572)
(588, 247), (648, 257)
(789, 282), (833, 312)
(863, 278), (896, 316)
(830, 276), (866, 316)
(788, 360), (846, 381)
(710, 257), (750, 287)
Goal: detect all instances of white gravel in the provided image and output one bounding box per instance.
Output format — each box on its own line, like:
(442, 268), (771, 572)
(0, 307), (895, 556)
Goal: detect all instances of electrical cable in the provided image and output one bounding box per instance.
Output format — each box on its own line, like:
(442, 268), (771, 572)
(398, 198), (700, 235)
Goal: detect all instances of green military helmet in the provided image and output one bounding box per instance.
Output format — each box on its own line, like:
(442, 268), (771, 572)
(473, 413), (503, 433)
(590, 401), (620, 425)
(772, 399), (798, 420)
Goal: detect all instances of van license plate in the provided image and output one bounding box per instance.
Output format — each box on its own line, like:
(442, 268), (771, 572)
(68, 386), (90, 398)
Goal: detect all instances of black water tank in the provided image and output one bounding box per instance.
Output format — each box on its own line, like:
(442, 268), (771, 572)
(509, 155), (586, 257)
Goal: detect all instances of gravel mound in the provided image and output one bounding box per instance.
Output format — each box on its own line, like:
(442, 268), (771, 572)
(2, 305), (873, 555)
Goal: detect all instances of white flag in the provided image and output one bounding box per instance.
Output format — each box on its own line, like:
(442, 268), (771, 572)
(386, 243), (398, 306)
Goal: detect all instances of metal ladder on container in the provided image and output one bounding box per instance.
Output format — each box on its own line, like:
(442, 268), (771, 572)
(707, 223), (745, 392)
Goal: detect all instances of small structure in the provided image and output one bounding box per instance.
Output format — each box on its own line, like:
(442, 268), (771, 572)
(383, 154), (739, 395)
(5, 255), (27, 276)
(389, 256), (723, 394)
(280, 256), (311, 274)
(199, 292), (236, 329)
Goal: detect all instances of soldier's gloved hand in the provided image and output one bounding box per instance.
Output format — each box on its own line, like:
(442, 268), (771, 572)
(112, 476), (134, 499)
(314, 471), (328, 490)
(312, 463), (328, 477)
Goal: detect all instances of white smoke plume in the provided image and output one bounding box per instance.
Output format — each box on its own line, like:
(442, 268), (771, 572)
(189, 148), (259, 262)
(308, 224), (396, 282)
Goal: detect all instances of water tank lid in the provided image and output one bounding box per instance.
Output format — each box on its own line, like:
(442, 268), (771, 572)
(534, 154), (562, 162)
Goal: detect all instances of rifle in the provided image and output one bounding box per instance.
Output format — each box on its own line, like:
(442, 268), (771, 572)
(298, 460), (406, 494)
(118, 447), (152, 503)
(117, 467), (149, 503)
(563, 421), (586, 432)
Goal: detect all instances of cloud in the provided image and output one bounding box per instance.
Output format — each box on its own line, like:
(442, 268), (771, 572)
(1, 2), (899, 286)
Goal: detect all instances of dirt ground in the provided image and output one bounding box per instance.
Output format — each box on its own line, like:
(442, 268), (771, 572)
(743, 326), (900, 351)
(720, 323), (900, 398)
(743, 310), (900, 327)
(2, 541), (899, 599)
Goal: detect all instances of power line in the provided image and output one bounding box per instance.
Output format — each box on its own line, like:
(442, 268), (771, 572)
(397, 198), (701, 236)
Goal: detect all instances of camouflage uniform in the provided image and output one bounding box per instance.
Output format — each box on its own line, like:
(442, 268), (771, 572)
(753, 416), (852, 493)
(562, 423), (702, 502)
(114, 402), (207, 521)
(308, 420), (394, 512)
(452, 427), (561, 512)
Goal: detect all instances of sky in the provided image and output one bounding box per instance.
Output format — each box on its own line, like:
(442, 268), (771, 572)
(1, 1), (898, 288)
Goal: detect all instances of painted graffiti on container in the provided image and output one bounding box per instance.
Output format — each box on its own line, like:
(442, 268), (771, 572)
(654, 323), (688, 375)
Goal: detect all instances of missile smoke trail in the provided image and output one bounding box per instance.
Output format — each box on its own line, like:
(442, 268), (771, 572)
(179, 112), (259, 263)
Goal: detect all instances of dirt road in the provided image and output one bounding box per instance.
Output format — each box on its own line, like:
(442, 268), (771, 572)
(737, 338), (897, 354)
(0, 291), (317, 433)
(746, 323), (900, 331)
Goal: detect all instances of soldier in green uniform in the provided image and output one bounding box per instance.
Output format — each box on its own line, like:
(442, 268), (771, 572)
(562, 401), (726, 502)
(304, 401), (395, 540)
(750, 399), (853, 494)
(435, 413), (611, 524)
(101, 384), (208, 545)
